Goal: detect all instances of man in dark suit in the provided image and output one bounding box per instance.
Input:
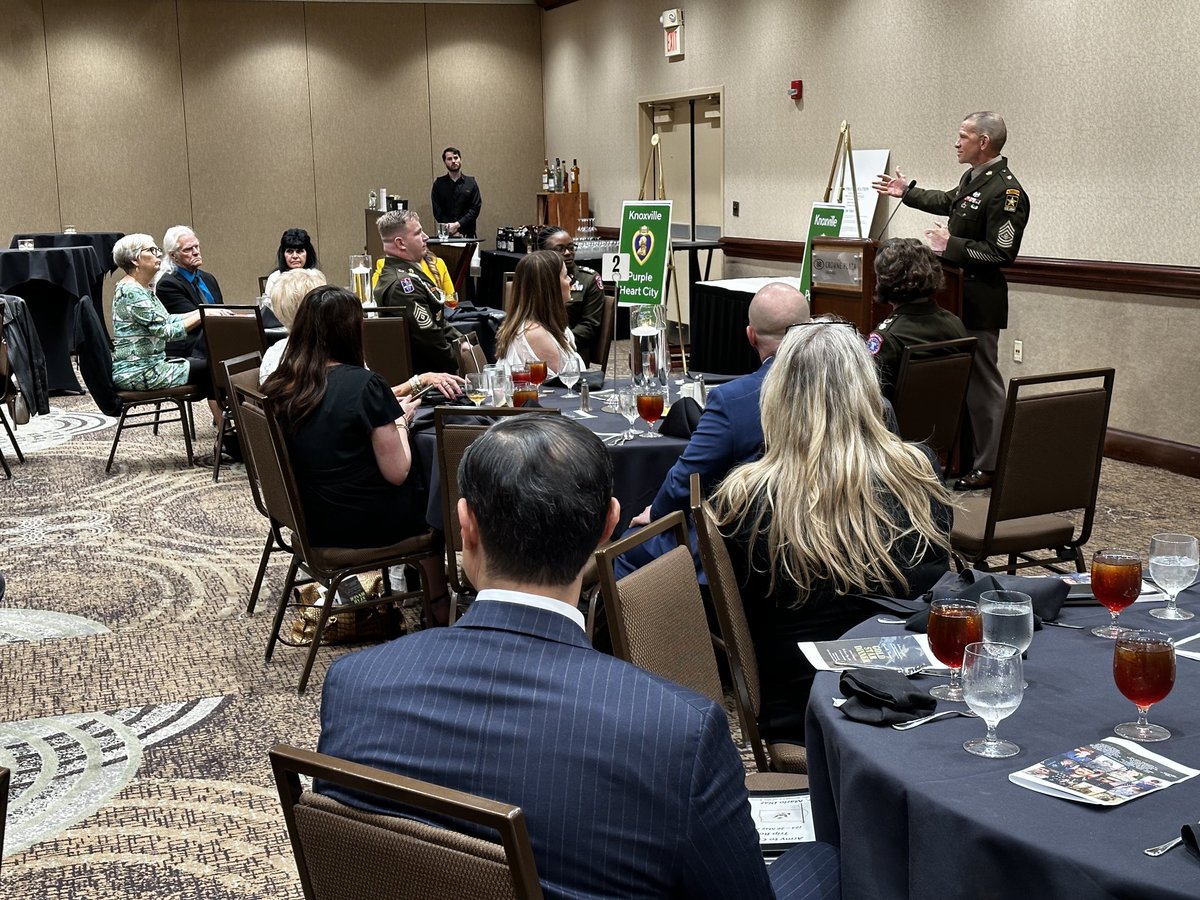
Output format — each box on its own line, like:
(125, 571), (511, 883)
(155, 225), (224, 358)
(430, 146), (482, 238)
(317, 416), (839, 900)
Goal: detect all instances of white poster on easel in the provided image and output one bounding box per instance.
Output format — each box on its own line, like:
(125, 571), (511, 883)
(834, 148), (891, 239)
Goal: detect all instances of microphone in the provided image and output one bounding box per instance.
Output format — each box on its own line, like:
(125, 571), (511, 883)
(871, 179), (916, 241)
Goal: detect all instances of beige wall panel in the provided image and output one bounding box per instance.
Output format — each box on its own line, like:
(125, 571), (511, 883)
(426, 4), (543, 238)
(305, 2), (431, 281)
(178, 1), (317, 299)
(41, 0), (190, 247)
(0, 1), (61, 238)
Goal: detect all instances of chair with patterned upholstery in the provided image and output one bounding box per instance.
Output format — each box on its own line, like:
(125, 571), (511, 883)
(200, 304), (267, 482)
(270, 744), (543, 900)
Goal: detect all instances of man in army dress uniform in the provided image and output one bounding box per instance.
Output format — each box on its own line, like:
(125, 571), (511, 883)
(867, 237), (968, 400)
(873, 111), (1030, 490)
(375, 210), (470, 375)
(538, 226), (606, 365)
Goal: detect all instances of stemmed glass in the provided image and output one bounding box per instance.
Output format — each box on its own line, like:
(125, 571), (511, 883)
(961, 642), (1024, 758)
(1148, 533), (1198, 621)
(1091, 549), (1143, 638)
(1113, 630), (1175, 742)
(465, 373), (488, 407)
(559, 357), (581, 398)
(511, 365), (537, 407)
(636, 382), (665, 438)
(617, 387), (641, 440)
(980, 590), (1033, 688)
(528, 359), (548, 395)
(927, 599), (982, 702)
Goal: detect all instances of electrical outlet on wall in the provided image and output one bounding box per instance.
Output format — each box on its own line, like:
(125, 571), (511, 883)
(1013, 340), (1023, 363)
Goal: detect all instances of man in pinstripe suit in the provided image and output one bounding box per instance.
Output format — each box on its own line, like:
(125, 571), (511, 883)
(317, 417), (839, 899)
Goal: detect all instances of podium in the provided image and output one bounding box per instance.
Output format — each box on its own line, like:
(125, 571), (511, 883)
(809, 238), (963, 332)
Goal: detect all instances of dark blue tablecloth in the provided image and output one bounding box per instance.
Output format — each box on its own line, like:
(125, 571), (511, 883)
(806, 588), (1200, 899)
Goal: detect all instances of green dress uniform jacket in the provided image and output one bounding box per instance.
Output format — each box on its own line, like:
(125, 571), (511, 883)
(902, 157), (1030, 330)
(374, 255), (463, 375)
(567, 264), (605, 365)
(867, 299), (969, 400)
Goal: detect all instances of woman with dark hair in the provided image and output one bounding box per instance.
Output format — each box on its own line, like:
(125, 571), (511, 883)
(866, 237), (967, 399)
(265, 228), (319, 297)
(495, 249), (584, 376)
(262, 286), (435, 559)
(537, 225), (605, 364)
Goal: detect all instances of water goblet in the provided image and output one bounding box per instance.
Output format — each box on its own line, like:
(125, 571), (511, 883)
(961, 642), (1024, 758)
(1148, 533), (1198, 620)
(980, 590), (1033, 688)
(636, 383), (665, 439)
(927, 599), (982, 702)
(1113, 630), (1175, 742)
(617, 387), (641, 439)
(1091, 549), (1143, 638)
(559, 357), (581, 398)
(465, 373), (488, 407)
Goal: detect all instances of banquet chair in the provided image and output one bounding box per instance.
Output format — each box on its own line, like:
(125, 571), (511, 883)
(0, 320), (25, 478)
(234, 382), (438, 693)
(105, 383), (202, 472)
(890, 336), (976, 476)
(362, 316), (414, 387)
(690, 474), (808, 780)
(200, 305), (267, 482)
(435, 406), (560, 623)
(502, 273), (516, 312)
(439, 241), (479, 296)
(270, 744), (543, 900)
(595, 293), (616, 372)
(221, 353), (293, 615)
(458, 332), (488, 376)
(951, 368), (1115, 575)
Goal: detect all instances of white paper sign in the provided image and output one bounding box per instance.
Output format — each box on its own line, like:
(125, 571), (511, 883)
(834, 148), (890, 239)
(602, 252), (631, 283)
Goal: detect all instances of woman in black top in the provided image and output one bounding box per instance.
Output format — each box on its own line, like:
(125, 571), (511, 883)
(710, 318), (953, 742)
(262, 286), (448, 612)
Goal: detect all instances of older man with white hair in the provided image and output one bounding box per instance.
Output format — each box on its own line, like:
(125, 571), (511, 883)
(155, 225), (225, 359)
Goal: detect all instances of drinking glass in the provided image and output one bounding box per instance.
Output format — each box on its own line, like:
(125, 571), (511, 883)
(1091, 549), (1143, 638)
(527, 359), (548, 395)
(618, 387), (641, 439)
(465, 373), (488, 407)
(636, 383), (665, 439)
(927, 599), (982, 702)
(443, 291), (459, 311)
(1113, 630), (1175, 742)
(980, 590), (1033, 688)
(961, 642), (1024, 758)
(511, 365), (538, 407)
(1148, 533), (1198, 621)
(559, 357), (581, 398)
(350, 253), (372, 304)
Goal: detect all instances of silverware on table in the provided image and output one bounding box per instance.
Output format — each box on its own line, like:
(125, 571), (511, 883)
(847, 664), (952, 677)
(1144, 836), (1184, 857)
(1041, 620), (1085, 629)
(875, 616), (906, 625)
(892, 710), (980, 731)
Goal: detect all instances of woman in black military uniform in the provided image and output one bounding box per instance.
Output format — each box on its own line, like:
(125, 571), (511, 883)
(537, 226), (605, 365)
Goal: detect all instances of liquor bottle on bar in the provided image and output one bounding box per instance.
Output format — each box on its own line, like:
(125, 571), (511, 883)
(555, 158), (564, 192)
(541, 158), (551, 191)
(570, 159), (580, 193)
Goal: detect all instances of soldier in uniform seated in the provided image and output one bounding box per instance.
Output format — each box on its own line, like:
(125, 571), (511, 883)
(866, 237), (968, 400)
(537, 225), (605, 365)
(374, 210), (471, 375)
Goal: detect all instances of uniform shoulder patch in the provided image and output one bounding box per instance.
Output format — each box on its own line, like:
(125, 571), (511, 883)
(997, 221), (1016, 249)
(413, 303), (434, 328)
(866, 332), (884, 355)
(1004, 188), (1022, 212)
(400, 277), (415, 294)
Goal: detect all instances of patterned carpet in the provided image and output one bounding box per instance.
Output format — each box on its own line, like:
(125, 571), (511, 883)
(1, 389), (1199, 897)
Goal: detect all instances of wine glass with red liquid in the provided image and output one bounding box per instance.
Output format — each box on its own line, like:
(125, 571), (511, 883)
(636, 383), (665, 439)
(1091, 549), (1142, 638)
(1113, 630), (1175, 742)
(927, 599), (982, 702)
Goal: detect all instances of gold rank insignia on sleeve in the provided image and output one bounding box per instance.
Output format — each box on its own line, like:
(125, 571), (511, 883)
(1004, 189), (1021, 212)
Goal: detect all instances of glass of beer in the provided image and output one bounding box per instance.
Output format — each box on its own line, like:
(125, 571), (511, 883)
(927, 599), (982, 702)
(636, 383), (665, 439)
(1113, 630), (1175, 742)
(1091, 549), (1143, 638)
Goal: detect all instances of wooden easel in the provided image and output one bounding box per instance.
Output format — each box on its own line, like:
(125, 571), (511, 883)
(823, 120), (864, 239)
(635, 134), (689, 376)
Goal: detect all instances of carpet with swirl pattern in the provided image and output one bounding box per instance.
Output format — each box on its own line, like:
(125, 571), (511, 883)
(1, 389), (1199, 898)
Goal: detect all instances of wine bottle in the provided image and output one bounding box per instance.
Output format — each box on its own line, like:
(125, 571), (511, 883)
(570, 158), (580, 193)
(541, 158), (551, 192)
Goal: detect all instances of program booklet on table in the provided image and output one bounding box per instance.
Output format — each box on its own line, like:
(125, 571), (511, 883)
(799, 633), (937, 671)
(750, 792), (815, 859)
(1009, 738), (1200, 806)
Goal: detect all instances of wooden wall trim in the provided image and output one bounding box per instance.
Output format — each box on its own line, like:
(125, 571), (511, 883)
(1105, 429), (1200, 479)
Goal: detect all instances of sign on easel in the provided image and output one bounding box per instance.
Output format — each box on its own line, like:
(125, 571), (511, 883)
(835, 148), (890, 239)
(799, 203), (846, 301)
(616, 200), (673, 305)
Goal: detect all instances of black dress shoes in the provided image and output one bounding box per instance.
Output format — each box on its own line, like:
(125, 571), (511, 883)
(953, 469), (993, 491)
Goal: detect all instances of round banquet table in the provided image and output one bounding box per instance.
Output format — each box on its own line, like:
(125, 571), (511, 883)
(410, 380), (688, 534)
(805, 587), (1200, 899)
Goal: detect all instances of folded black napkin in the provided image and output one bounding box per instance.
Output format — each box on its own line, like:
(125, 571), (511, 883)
(1182, 822), (1200, 864)
(838, 669), (937, 724)
(659, 396), (703, 439)
(903, 569), (1070, 632)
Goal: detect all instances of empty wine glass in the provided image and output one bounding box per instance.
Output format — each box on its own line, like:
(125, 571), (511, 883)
(1113, 630), (1175, 742)
(1148, 533), (1198, 621)
(617, 386), (641, 439)
(980, 590), (1033, 688)
(961, 642), (1024, 758)
(559, 357), (581, 398)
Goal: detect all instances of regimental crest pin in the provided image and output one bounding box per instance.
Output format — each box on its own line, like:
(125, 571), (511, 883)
(632, 226), (654, 266)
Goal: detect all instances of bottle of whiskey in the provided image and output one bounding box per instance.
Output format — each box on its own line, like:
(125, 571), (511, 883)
(541, 158), (551, 191)
(570, 159), (581, 193)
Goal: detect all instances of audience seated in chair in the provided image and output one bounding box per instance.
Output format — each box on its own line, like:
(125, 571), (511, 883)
(259, 268), (327, 383)
(536, 226), (605, 366)
(264, 228), (319, 299)
(710, 317), (953, 743)
(154, 225), (224, 359)
(316, 416), (841, 900)
(496, 250), (585, 379)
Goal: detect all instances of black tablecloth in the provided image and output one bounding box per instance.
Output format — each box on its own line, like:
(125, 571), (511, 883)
(689, 281), (761, 376)
(0, 246), (107, 392)
(411, 381), (687, 534)
(806, 589), (1200, 899)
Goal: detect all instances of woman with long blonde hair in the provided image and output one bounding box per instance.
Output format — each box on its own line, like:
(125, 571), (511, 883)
(711, 317), (953, 741)
(496, 250), (584, 376)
